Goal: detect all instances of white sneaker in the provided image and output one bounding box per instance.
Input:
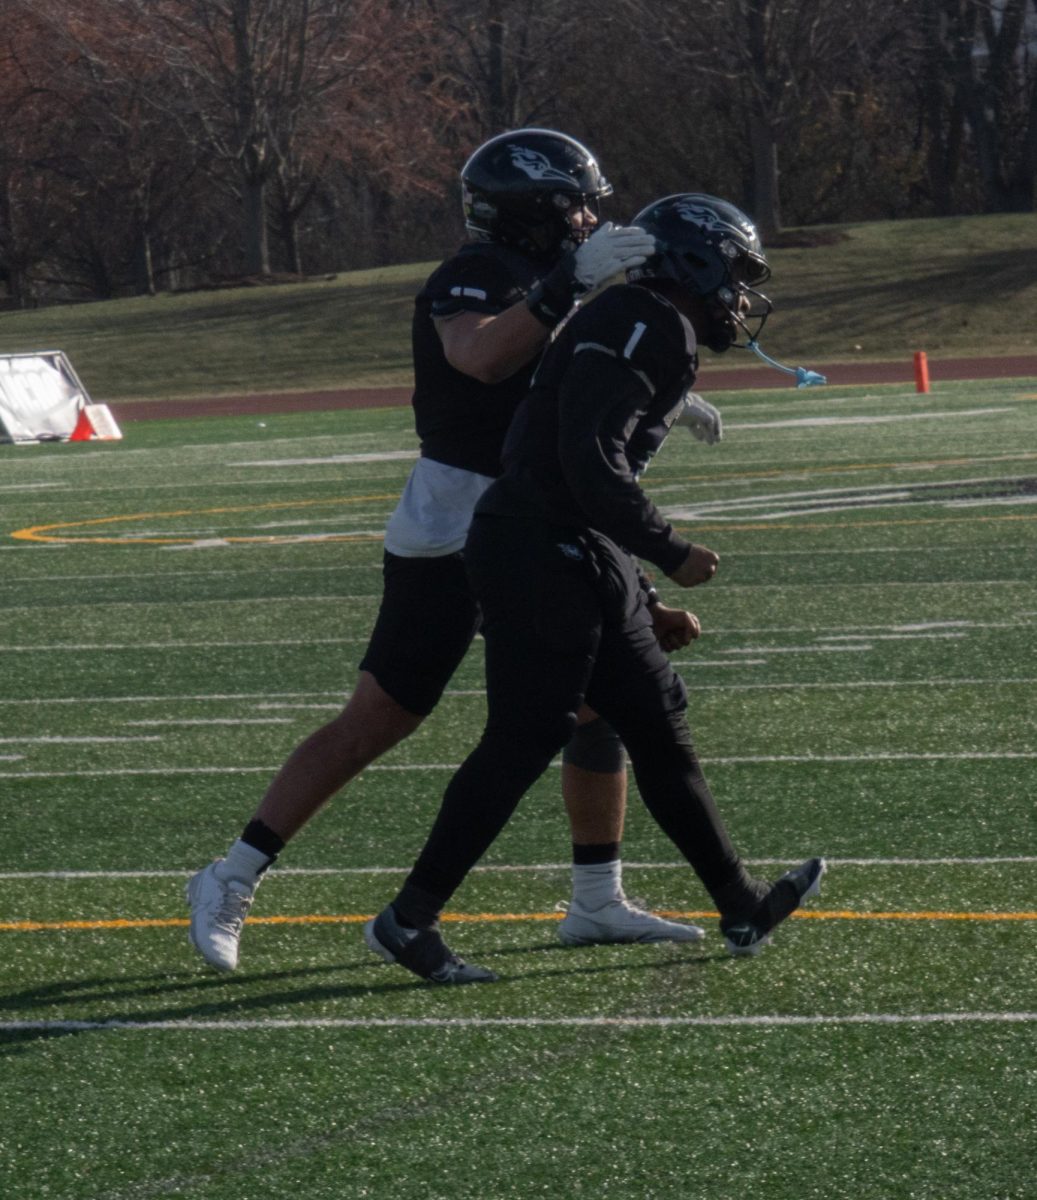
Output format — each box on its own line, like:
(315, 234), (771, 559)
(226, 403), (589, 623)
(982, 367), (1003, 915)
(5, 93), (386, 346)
(558, 897), (705, 945)
(185, 861), (256, 971)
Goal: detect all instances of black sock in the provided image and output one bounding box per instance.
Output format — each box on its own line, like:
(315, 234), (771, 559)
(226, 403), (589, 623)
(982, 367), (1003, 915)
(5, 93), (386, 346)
(393, 881), (446, 930)
(572, 841), (621, 865)
(241, 819), (286, 870)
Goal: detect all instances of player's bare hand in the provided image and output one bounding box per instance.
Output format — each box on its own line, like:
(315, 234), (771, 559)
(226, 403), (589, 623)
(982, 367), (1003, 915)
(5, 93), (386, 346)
(651, 603), (701, 651)
(667, 544), (719, 588)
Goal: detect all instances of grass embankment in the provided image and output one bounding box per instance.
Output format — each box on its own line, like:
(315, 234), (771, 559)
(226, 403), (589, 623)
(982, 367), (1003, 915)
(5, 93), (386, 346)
(0, 213), (1034, 403)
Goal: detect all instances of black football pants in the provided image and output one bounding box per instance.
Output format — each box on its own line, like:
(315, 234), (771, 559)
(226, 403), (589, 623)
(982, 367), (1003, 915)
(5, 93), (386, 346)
(398, 512), (749, 920)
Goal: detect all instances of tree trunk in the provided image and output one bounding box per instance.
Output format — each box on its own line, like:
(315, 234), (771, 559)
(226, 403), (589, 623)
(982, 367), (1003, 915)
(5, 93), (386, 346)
(748, 115), (781, 235)
(133, 227), (157, 295)
(486, 0), (507, 131)
(242, 175), (270, 275)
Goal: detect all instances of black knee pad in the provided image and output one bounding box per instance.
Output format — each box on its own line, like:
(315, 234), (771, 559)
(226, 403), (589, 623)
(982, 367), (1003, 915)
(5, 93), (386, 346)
(562, 716), (626, 773)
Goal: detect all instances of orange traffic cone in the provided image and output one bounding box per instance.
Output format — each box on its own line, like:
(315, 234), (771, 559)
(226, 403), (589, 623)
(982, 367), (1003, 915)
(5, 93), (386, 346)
(68, 407), (94, 441)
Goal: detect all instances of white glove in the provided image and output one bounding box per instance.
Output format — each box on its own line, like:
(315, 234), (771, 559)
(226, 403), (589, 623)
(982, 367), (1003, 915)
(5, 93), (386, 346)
(677, 393), (723, 445)
(572, 221), (657, 292)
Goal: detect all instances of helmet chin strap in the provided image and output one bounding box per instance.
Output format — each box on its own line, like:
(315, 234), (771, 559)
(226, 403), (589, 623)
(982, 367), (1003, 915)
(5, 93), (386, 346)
(746, 339), (826, 387)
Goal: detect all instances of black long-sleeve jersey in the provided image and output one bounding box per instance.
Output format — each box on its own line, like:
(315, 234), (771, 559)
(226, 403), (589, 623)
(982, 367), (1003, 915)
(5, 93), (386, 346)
(411, 240), (548, 479)
(477, 283), (698, 576)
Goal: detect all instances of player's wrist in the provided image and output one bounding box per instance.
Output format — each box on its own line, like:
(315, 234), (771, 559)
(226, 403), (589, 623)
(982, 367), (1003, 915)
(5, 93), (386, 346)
(526, 254), (578, 327)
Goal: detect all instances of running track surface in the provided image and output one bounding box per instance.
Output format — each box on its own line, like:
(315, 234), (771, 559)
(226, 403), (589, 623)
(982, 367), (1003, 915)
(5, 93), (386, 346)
(109, 354), (1037, 423)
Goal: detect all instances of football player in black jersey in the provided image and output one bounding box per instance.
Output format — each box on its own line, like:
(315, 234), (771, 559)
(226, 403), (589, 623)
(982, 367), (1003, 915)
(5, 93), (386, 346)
(187, 130), (704, 972)
(365, 193), (826, 983)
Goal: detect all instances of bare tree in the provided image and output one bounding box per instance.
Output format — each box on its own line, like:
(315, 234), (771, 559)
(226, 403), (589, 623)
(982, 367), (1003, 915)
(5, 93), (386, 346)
(916, 0), (1037, 212)
(110, 0), (436, 277)
(429, 0), (585, 135)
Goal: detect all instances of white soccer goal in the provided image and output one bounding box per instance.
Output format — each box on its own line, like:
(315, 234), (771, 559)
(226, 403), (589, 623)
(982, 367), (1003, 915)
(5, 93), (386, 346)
(0, 350), (120, 444)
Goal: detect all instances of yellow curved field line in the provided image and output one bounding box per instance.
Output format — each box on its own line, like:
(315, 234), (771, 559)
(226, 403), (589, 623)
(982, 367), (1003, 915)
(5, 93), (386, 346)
(2, 909), (1035, 933)
(9, 506), (1036, 546)
(8, 495), (397, 546)
(9, 449), (1037, 546)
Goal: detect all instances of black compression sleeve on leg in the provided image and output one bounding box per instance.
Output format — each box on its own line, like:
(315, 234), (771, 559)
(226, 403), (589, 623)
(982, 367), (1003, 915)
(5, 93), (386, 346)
(616, 719), (755, 903)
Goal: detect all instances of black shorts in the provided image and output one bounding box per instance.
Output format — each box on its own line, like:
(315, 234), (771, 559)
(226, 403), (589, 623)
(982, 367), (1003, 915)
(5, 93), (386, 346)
(358, 551), (482, 717)
(464, 513), (686, 739)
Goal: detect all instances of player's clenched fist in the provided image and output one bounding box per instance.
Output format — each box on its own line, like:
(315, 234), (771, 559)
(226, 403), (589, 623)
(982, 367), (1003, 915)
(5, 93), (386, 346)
(667, 544), (719, 588)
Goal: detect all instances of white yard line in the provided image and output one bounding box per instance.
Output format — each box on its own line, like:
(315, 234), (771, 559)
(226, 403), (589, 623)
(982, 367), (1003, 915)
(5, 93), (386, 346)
(0, 676), (1034, 710)
(0, 736), (162, 745)
(719, 645), (874, 654)
(0, 638), (368, 653)
(1, 857), (1033, 880)
(1, 1012), (1034, 1033)
(231, 450), (419, 467)
(1, 750), (1035, 781)
(0, 564), (381, 585)
(125, 718), (294, 726)
(0, 595), (376, 613)
(726, 407), (1012, 431)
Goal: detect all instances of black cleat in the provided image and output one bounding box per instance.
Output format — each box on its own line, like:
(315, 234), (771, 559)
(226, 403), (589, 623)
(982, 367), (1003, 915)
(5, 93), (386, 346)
(720, 857), (826, 957)
(364, 904), (498, 985)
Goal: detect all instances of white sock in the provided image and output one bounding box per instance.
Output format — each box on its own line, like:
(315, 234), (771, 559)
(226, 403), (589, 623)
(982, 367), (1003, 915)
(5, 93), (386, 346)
(215, 839), (270, 886)
(571, 860), (624, 911)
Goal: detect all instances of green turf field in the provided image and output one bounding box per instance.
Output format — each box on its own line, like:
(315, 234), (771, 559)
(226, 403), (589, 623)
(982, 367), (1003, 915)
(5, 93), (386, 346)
(1, 377), (1035, 1198)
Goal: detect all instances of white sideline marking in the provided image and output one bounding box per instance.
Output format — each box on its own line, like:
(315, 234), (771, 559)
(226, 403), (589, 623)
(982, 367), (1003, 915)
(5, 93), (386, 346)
(2, 1012), (1035, 1033)
(726, 407), (1011, 431)
(1, 750), (1035, 780)
(1, 857), (1034, 880)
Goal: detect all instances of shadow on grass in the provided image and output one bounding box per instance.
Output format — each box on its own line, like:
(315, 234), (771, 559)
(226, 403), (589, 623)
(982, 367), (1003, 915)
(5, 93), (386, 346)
(0, 940), (725, 1052)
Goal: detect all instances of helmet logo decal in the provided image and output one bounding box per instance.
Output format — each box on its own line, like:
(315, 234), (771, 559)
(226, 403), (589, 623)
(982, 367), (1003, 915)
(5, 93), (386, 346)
(675, 200), (746, 238)
(508, 144), (574, 184)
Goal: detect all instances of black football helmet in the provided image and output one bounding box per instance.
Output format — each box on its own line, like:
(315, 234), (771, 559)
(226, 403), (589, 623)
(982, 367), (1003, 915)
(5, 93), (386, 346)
(461, 128), (613, 259)
(627, 193), (772, 351)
